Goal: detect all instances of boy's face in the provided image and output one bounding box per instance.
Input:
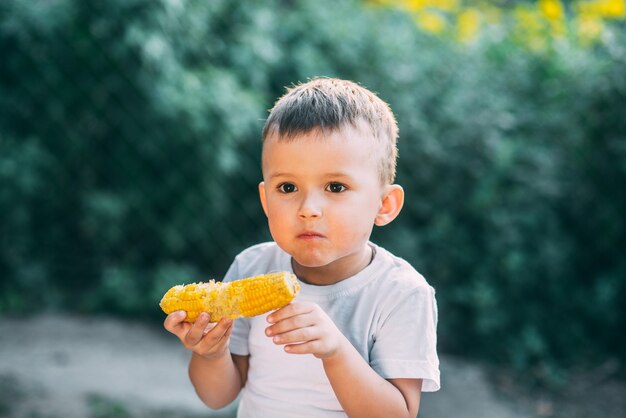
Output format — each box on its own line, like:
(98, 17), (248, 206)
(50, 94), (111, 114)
(259, 125), (388, 278)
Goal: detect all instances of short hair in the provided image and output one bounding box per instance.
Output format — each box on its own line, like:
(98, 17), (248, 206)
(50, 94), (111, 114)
(262, 78), (399, 184)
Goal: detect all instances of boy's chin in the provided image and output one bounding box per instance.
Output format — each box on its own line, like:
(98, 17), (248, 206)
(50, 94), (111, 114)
(290, 251), (338, 271)
(291, 256), (327, 269)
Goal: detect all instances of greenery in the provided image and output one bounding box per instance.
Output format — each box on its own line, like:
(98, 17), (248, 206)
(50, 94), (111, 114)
(1, 0), (624, 384)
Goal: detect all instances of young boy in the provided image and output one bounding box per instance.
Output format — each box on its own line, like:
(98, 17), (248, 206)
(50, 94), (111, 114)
(164, 78), (440, 417)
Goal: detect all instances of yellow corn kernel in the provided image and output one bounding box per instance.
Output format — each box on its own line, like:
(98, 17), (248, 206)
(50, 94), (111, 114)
(159, 272), (300, 322)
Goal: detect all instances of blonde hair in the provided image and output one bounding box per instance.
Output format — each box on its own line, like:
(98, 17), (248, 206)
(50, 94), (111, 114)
(262, 78), (399, 184)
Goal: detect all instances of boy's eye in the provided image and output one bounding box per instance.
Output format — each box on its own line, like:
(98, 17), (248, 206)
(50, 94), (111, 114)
(278, 183), (297, 193)
(326, 182), (347, 193)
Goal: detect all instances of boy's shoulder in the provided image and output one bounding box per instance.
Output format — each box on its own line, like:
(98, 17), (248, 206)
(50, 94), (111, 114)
(373, 244), (429, 285)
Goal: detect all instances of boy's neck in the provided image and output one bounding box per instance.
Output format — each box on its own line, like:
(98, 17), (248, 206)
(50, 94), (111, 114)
(291, 244), (374, 286)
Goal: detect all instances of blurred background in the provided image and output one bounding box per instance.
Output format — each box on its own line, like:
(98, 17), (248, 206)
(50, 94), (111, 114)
(1, 0), (625, 417)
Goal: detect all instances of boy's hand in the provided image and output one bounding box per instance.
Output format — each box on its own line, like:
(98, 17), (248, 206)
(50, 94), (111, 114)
(164, 311), (233, 361)
(265, 302), (347, 360)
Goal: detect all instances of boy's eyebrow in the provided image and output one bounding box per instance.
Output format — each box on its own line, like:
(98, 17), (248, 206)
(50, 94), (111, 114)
(267, 172), (355, 181)
(323, 172), (355, 180)
(266, 172), (292, 180)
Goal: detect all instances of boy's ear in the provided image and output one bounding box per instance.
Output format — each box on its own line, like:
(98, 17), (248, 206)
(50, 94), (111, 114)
(258, 181), (269, 217)
(375, 184), (404, 226)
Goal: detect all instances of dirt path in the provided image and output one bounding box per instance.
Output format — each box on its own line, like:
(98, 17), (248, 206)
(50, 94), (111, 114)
(0, 314), (540, 418)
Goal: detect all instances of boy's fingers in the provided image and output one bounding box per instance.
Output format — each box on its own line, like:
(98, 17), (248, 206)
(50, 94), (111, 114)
(271, 326), (315, 345)
(266, 313), (315, 337)
(196, 318), (233, 350)
(283, 340), (317, 355)
(184, 313), (211, 346)
(164, 311), (187, 333)
(202, 321), (218, 335)
(267, 302), (314, 323)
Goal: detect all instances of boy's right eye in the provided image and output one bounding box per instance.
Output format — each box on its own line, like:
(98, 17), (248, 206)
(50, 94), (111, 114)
(277, 183), (297, 193)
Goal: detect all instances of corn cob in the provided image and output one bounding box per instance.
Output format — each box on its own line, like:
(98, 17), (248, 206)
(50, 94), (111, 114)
(159, 272), (300, 323)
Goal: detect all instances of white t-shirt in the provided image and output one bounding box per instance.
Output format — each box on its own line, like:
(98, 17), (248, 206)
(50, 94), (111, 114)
(224, 241), (440, 418)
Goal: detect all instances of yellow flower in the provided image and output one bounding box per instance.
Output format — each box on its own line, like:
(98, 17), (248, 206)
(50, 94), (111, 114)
(457, 8), (481, 42)
(600, 0), (626, 18)
(416, 10), (448, 33)
(576, 0), (626, 19)
(539, 0), (566, 38)
(539, 0), (565, 21)
(575, 14), (605, 44)
(426, 0), (459, 12)
(404, 0), (426, 12)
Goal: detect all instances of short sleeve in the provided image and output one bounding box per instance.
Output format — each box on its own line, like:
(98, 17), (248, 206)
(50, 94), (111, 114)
(223, 256), (251, 356)
(369, 285), (440, 392)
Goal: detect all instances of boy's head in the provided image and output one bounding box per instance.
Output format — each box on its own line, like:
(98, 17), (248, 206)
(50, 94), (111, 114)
(258, 78), (405, 281)
(262, 78), (399, 185)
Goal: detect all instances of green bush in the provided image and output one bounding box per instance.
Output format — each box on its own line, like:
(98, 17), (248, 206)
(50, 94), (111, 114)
(1, 0), (624, 382)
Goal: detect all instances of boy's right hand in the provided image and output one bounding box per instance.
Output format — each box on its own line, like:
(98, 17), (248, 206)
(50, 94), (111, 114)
(164, 311), (234, 360)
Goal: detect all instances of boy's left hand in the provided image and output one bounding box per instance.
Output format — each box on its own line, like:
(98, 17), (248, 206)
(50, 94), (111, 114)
(266, 302), (346, 360)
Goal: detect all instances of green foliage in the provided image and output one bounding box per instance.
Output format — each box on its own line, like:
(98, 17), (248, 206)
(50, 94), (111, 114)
(1, 0), (624, 382)
(0, 0), (268, 315)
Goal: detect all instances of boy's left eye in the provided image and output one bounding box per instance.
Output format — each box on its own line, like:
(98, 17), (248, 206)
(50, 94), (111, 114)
(278, 183), (297, 193)
(326, 182), (347, 193)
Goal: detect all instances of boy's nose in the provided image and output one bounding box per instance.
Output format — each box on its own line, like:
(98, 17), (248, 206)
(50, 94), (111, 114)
(298, 193), (322, 219)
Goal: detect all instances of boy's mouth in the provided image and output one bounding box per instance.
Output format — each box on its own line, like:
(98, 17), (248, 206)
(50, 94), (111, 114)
(297, 231), (325, 240)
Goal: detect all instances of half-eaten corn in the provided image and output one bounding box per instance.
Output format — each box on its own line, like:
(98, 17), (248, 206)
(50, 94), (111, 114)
(159, 272), (300, 322)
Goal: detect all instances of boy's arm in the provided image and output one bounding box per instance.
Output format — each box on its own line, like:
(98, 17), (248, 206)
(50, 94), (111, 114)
(164, 311), (246, 409)
(266, 303), (422, 418)
(322, 341), (422, 417)
(188, 352), (248, 409)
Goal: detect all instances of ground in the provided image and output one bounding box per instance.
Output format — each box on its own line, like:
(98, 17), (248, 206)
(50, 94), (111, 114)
(0, 314), (623, 418)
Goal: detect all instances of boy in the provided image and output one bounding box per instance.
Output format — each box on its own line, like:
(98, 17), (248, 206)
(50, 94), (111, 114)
(164, 78), (440, 417)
